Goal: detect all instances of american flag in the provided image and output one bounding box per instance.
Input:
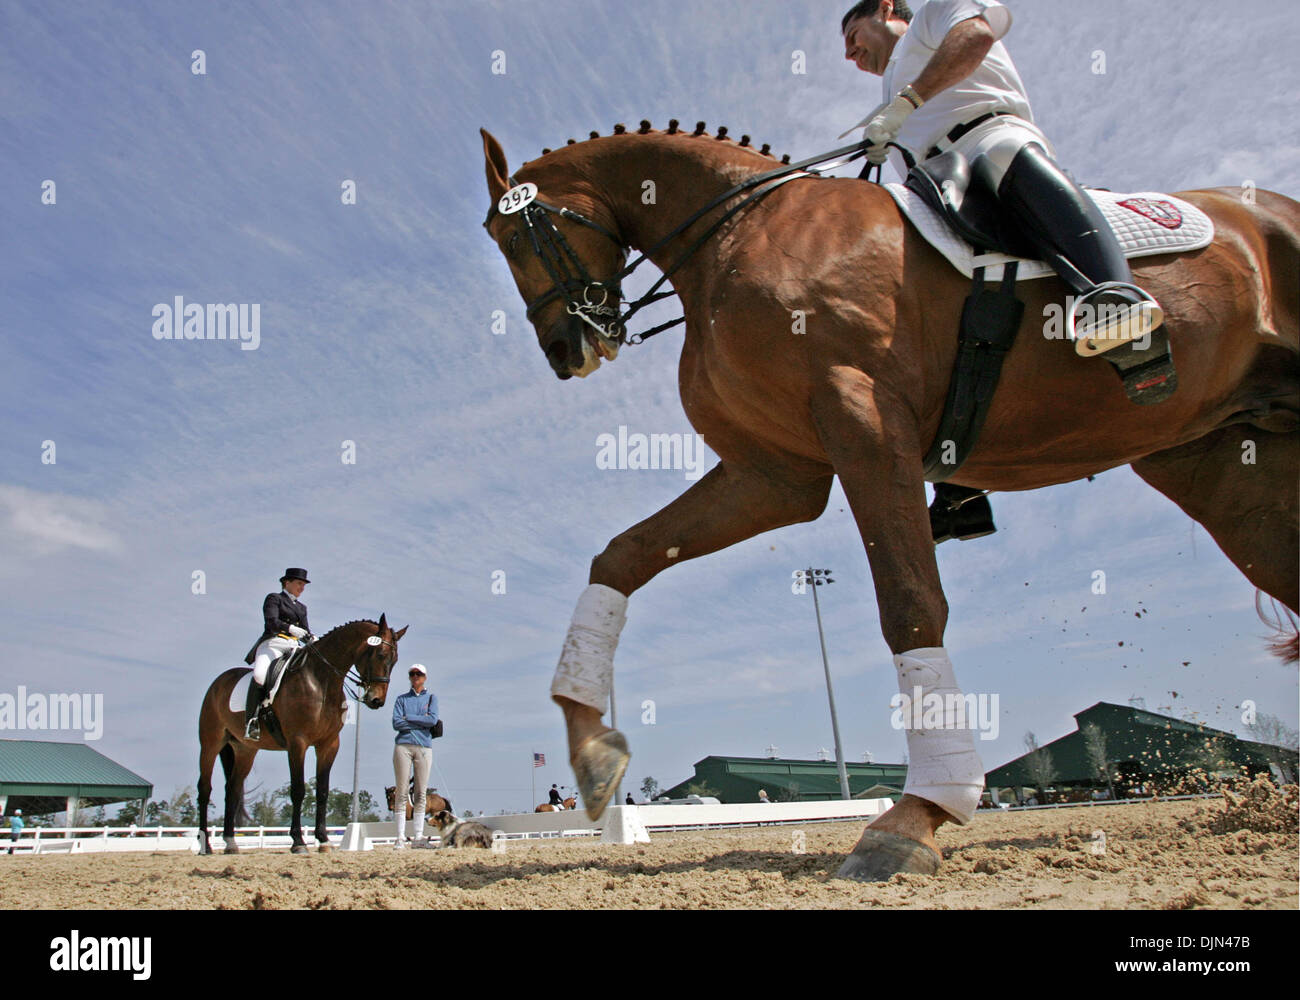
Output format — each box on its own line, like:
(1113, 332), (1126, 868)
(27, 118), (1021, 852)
(533, 752), (545, 767)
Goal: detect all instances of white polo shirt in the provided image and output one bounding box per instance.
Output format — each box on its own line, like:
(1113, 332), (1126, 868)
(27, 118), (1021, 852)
(882, 0), (1034, 156)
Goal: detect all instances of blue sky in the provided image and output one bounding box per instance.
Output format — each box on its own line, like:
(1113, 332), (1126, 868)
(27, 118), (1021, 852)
(1, 0), (1296, 818)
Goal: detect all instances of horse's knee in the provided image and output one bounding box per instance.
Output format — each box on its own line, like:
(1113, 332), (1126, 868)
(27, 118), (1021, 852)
(589, 537), (643, 595)
(878, 587), (949, 653)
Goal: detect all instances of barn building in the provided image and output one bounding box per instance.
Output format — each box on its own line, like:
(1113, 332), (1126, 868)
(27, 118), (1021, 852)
(656, 702), (1295, 806)
(657, 755), (906, 804)
(984, 702), (1297, 804)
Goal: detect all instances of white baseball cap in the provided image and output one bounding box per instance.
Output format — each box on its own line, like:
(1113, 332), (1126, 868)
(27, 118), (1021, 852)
(407, 664), (427, 676)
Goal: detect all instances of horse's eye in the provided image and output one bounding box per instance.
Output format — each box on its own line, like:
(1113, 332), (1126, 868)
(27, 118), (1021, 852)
(506, 232), (520, 258)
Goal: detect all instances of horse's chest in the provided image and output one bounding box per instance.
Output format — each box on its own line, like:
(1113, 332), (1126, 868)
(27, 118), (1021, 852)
(679, 326), (819, 461)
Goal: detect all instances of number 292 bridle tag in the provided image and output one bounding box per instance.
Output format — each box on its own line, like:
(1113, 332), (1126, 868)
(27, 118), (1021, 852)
(498, 182), (538, 215)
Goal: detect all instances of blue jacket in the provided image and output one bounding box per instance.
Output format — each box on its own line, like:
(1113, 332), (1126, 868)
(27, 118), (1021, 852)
(392, 688), (439, 748)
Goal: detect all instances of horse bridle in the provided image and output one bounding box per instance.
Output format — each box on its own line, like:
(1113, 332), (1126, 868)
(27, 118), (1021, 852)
(488, 175), (630, 344)
(298, 631), (398, 700)
(482, 135), (889, 350)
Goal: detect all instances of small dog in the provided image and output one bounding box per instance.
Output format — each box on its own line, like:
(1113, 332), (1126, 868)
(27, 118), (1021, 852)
(429, 809), (494, 849)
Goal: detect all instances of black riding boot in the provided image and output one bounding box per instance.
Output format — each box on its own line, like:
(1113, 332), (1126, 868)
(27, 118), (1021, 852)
(244, 680), (265, 740)
(930, 483), (995, 544)
(995, 143), (1174, 403)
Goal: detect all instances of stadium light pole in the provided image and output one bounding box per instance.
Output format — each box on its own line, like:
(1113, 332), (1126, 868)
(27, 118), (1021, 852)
(802, 568), (851, 800)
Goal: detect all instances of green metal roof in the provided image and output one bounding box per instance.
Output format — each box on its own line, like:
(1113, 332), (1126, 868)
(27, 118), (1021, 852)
(0, 739), (152, 811)
(985, 702), (1296, 788)
(660, 756), (906, 803)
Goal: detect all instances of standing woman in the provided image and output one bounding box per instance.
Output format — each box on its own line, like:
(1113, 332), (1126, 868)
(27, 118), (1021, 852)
(391, 663), (438, 847)
(243, 568), (314, 740)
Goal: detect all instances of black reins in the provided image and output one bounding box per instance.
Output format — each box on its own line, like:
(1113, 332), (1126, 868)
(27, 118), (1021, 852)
(485, 135), (893, 346)
(293, 629), (397, 702)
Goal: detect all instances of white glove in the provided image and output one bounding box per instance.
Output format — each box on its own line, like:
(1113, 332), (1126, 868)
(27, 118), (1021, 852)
(287, 625), (307, 638)
(837, 99), (889, 140)
(864, 89), (922, 161)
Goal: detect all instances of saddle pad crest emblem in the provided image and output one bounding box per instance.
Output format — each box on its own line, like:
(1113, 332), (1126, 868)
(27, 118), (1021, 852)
(1117, 198), (1183, 230)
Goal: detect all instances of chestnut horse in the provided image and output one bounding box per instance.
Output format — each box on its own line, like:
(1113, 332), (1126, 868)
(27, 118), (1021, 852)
(198, 616), (407, 854)
(480, 123), (1298, 880)
(536, 797), (578, 813)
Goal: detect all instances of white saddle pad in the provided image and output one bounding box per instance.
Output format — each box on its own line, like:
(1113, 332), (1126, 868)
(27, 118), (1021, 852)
(227, 654), (295, 713)
(884, 183), (1214, 281)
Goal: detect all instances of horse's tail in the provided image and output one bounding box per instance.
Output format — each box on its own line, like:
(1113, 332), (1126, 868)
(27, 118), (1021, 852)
(1256, 591), (1299, 664)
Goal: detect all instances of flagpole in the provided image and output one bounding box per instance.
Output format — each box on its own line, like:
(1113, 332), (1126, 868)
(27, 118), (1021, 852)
(531, 753), (535, 813)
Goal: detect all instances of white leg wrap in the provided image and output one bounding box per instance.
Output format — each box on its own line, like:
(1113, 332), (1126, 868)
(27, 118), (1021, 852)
(550, 584), (628, 712)
(895, 646), (985, 825)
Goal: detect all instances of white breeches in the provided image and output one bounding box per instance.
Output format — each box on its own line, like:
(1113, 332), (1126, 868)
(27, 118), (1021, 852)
(894, 646), (985, 825)
(394, 745), (432, 839)
(251, 636), (299, 685)
(550, 584), (628, 711)
(946, 114), (1056, 191)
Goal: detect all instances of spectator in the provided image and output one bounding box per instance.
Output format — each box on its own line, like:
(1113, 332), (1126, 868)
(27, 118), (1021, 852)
(8, 809), (23, 854)
(392, 664), (438, 847)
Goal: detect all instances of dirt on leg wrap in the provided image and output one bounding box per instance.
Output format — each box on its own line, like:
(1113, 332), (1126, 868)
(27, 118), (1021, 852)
(895, 646), (985, 825)
(550, 584), (628, 711)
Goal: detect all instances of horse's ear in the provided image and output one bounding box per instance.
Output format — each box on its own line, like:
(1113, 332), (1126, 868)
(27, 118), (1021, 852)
(393, 625), (408, 642)
(481, 128), (510, 204)
(377, 612), (388, 635)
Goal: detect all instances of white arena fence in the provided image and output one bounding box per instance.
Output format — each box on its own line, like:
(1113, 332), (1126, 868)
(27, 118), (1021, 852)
(0, 800), (897, 854)
(5, 795), (1220, 855)
(340, 798), (898, 850)
(1, 825), (348, 855)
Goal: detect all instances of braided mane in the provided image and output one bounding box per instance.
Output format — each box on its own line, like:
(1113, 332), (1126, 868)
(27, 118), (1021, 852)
(322, 618), (380, 637)
(524, 119), (793, 168)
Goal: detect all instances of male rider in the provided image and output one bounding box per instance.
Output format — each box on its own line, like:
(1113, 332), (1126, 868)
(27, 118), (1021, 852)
(841, 0), (1168, 541)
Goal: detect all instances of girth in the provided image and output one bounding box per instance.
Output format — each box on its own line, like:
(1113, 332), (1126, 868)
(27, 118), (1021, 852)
(921, 262), (1024, 482)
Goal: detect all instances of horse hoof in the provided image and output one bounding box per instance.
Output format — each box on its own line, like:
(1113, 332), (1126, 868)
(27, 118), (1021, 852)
(291, 844), (309, 855)
(317, 842), (333, 853)
(573, 729), (630, 821)
(223, 841), (239, 855)
(199, 843), (212, 856)
(835, 829), (941, 882)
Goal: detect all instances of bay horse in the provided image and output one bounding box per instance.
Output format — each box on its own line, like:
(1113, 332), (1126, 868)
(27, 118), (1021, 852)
(480, 122), (1298, 881)
(385, 785), (451, 820)
(535, 797), (578, 813)
(198, 616), (407, 854)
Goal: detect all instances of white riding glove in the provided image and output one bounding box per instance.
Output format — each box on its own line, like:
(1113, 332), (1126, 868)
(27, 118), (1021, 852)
(864, 87), (923, 164)
(287, 625), (307, 638)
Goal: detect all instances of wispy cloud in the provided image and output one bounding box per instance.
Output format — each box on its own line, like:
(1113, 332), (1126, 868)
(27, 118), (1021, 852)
(0, 485), (124, 555)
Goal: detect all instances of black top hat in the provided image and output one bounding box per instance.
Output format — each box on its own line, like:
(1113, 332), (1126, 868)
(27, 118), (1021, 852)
(280, 568), (311, 584)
